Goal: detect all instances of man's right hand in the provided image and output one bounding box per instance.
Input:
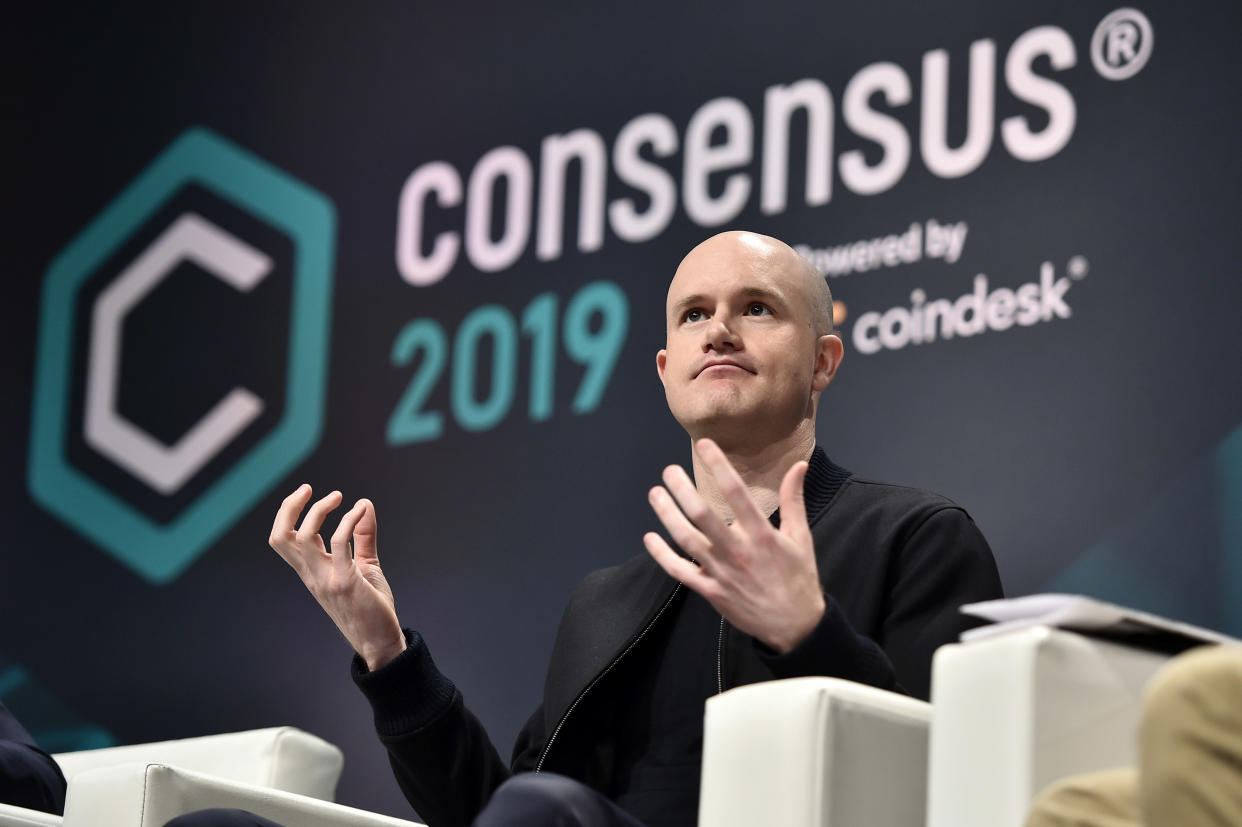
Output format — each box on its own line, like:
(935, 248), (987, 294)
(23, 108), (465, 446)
(269, 485), (407, 671)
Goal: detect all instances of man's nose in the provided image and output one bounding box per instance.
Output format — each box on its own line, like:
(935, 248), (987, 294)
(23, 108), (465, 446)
(703, 317), (740, 350)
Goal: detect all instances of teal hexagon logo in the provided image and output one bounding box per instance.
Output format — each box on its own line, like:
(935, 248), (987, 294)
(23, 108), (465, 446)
(29, 127), (335, 584)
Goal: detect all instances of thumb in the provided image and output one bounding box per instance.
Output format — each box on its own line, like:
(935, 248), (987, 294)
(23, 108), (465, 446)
(778, 461), (810, 543)
(351, 499), (380, 563)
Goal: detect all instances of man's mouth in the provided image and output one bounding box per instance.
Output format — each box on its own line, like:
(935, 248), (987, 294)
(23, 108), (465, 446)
(695, 359), (753, 378)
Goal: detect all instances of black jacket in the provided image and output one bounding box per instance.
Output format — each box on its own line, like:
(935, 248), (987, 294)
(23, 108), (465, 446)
(354, 450), (1003, 826)
(0, 700), (67, 815)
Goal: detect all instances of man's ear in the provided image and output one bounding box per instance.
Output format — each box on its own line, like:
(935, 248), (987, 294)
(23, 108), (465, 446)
(656, 349), (668, 388)
(811, 335), (843, 391)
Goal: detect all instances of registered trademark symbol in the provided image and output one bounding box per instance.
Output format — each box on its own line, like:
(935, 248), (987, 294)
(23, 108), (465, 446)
(1092, 8), (1154, 80)
(1068, 256), (1089, 279)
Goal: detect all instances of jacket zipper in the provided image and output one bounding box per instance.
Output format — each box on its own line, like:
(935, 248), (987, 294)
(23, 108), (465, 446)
(716, 614), (725, 695)
(535, 583), (682, 773)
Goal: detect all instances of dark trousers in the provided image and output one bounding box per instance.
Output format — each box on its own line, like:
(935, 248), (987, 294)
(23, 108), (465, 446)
(475, 773), (646, 827)
(164, 773), (648, 827)
(164, 811), (283, 826)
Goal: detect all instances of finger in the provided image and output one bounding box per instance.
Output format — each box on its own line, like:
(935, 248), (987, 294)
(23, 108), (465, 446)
(660, 463), (733, 552)
(695, 438), (768, 534)
(648, 486), (713, 565)
(330, 500), (367, 573)
(350, 499), (379, 563)
(778, 461), (811, 542)
(297, 490), (344, 540)
(644, 532), (713, 594)
(270, 484), (313, 545)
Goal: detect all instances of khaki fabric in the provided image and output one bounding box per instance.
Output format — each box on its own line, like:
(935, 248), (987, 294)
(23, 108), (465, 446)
(1025, 645), (1242, 827)
(1138, 645), (1242, 826)
(1025, 768), (1140, 827)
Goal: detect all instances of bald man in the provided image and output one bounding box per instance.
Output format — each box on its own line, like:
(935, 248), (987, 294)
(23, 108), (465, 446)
(269, 232), (1003, 827)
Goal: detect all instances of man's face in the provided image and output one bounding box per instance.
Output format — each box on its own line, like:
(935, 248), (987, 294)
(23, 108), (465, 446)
(657, 232), (837, 445)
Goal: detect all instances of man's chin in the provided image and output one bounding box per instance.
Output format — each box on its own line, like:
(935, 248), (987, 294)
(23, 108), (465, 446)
(681, 405), (764, 440)
(676, 395), (811, 444)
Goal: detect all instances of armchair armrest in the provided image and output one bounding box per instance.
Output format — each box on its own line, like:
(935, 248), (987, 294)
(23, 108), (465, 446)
(926, 626), (1172, 827)
(53, 728), (343, 801)
(61, 763), (424, 827)
(698, 677), (931, 827)
(0, 803), (60, 827)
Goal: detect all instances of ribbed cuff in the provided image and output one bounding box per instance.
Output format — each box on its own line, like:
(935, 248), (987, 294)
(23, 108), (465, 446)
(351, 628), (458, 737)
(754, 596), (900, 692)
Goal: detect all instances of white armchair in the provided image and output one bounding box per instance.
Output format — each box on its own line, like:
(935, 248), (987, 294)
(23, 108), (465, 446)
(52, 727), (343, 802)
(60, 763), (423, 827)
(926, 626), (1173, 827)
(0, 727), (344, 827)
(9, 633), (1166, 827)
(699, 676), (932, 827)
(0, 806), (57, 827)
(700, 625), (1191, 827)
(24, 679), (921, 827)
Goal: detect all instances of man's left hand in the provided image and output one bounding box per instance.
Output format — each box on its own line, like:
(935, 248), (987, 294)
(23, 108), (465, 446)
(643, 438), (826, 654)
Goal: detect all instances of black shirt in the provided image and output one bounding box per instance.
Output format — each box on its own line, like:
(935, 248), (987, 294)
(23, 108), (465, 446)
(609, 587), (720, 826)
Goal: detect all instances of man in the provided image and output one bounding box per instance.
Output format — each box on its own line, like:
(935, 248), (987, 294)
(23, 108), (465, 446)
(267, 231), (1002, 827)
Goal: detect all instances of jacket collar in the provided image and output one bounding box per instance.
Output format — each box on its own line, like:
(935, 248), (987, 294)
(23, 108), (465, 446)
(770, 445), (853, 528)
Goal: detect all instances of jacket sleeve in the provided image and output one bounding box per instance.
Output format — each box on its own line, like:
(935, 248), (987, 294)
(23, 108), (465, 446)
(876, 506), (1003, 697)
(352, 629), (545, 827)
(754, 591), (903, 692)
(0, 700), (67, 815)
(755, 506), (1003, 700)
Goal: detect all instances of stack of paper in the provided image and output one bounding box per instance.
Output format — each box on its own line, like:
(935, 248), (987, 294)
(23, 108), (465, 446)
(958, 593), (1242, 647)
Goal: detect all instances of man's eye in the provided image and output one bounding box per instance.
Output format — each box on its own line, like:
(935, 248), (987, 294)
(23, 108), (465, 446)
(684, 309), (705, 323)
(746, 303), (770, 316)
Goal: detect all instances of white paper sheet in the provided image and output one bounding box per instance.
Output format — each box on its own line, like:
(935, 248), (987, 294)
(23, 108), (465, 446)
(958, 593), (1242, 646)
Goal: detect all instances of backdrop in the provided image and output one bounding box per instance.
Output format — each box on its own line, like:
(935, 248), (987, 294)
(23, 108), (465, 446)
(5, 1), (1241, 818)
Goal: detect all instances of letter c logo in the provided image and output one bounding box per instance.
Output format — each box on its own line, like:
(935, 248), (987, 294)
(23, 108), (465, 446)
(84, 213), (270, 494)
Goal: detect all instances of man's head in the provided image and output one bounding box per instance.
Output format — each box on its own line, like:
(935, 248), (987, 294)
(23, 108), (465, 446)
(657, 231), (843, 449)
